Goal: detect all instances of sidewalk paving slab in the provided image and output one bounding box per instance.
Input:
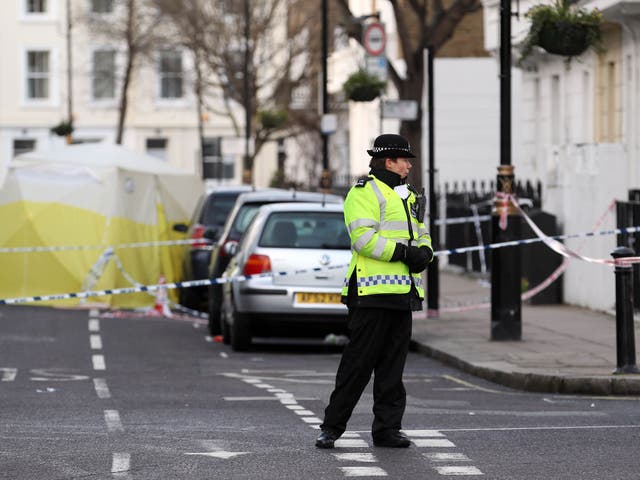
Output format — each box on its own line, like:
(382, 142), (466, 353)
(411, 270), (640, 396)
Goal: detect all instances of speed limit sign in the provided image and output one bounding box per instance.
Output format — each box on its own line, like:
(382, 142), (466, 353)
(363, 22), (386, 57)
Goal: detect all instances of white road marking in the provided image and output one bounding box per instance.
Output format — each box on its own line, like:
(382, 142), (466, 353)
(413, 439), (456, 448)
(242, 378), (261, 383)
(92, 355), (106, 371)
(89, 309), (99, 317)
(275, 392), (294, 398)
(255, 384), (274, 388)
(185, 451), (249, 459)
(88, 319), (100, 332)
(301, 416), (322, 423)
(111, 452), (130, 473)
(0, 368), (17, 381)
(90, 334), (102, 350)
(280, 399), (297, 405)
(434, 466), (483, 476)
(424, 453), (471, 462)
(286, 405), (304, 410)
(104, 410), (124, 432)
(442, 375), (508, 394)
(94, 378), (111, 399)
(219, 352), (228, 358)
(437, 424), (640, 433)
(404, 429), (445, 437)
(267, 388), (286, 393)
(294, 410), (315, 416)
(333, 453), (377, 462)
(340, 466), (387, 476)
(223, 396), (316, 401)
(335, 439), (369, 448)
(340, 432), (361, 438)
(30, 369), (89, 381)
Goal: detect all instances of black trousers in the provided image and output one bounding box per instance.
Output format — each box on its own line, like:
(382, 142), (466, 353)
(321, 307), (412, 438)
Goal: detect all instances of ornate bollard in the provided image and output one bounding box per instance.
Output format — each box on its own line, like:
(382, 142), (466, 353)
(611, 247), (640, 374)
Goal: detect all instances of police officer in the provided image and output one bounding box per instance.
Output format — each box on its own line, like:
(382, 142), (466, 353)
(315, 133), (433, 449)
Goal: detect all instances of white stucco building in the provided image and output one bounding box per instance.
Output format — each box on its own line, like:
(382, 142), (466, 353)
(0, 0), (280, 187)
(483, 0), (640, 311)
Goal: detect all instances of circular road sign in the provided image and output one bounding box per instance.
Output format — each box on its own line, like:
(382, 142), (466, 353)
(363, 23), (386, 57)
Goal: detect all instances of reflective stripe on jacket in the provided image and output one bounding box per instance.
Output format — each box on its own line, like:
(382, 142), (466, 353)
(341, 175), (432, 298)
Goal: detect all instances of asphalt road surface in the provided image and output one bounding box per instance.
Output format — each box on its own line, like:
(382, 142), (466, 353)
(1, 304), (639, 479)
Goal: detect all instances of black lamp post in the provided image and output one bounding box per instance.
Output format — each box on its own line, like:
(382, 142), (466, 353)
(491, 0), (522, 340)
(243, 0), (252, 184)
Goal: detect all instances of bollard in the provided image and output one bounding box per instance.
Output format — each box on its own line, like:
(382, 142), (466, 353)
(611, 247), (640, 374)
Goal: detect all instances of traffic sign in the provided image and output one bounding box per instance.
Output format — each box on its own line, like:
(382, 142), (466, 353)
(363, 22), (386, 57)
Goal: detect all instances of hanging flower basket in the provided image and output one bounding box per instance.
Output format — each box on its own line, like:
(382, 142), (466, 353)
(520, 0), (603, 62)
(343, 70), (386, 102)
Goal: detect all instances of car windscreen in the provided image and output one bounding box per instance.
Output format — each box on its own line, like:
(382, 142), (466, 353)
(258, 212), (350, 249)
(201, 194), (239, 227)
(230, 203), (264, 239)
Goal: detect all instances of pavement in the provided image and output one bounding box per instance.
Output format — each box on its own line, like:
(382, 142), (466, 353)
(410, 268), (640, 396)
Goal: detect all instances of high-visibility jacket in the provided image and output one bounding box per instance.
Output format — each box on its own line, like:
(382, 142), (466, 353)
(342, 175), (432, 298)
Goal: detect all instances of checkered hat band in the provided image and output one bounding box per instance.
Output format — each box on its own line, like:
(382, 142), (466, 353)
(371, 146), (411, 153)
(354, 274), (421, 287)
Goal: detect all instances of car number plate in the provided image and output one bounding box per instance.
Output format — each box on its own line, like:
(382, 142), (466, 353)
(295, 292), (342, 304)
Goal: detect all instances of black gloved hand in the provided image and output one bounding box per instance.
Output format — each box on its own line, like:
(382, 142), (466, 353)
(404, 246), (432, 273)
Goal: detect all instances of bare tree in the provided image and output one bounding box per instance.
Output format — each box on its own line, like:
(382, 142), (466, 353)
(335, 0), (481, 188)
(154, 0), (323, 184)
(85, 0), (166, 144)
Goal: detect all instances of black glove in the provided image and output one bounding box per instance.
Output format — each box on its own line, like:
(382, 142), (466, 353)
(404, 246), (432, 273)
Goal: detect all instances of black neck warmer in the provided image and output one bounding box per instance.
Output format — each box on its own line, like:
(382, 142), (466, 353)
(370, 168), (403, 189)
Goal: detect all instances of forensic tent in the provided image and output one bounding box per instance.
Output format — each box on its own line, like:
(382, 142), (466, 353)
(0, 143), (203, 308)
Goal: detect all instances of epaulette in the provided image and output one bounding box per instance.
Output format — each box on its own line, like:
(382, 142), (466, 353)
(355, 176), (372, 188)
(407, 184), (419, 195)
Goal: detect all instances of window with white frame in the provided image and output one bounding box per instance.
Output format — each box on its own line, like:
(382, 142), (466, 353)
(146, 138), (168, 160)
(92, 49), (116, 100)
(26, 0), (47, 13)
(202, 138), (234, 179)
(26, 50), (50, 100)
(91, 0), (113, 13)
(13, 139), (36, 157)
(159, 50), (183, 99)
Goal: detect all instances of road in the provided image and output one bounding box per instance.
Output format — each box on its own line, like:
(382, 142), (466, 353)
(1, 304), (639, 479)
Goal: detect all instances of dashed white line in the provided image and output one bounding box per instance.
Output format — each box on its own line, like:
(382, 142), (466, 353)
(340, 466), (387, 476)
(219, 352), (228, 358)
(90, 334), (103, 350)
(286, 405), (304, 410)
(403, 429), (445, 437)
(111, 452), (130, 473)
(301, 416), (322, 424)
(104, 410), (124, 432)
(413, 438), (456, 448)
(424, 453), (471, 462)
(92, 354), (106, 371)
(434, 466), (483, 476)
(333, 453), (378, 462)
(88, 319), (100, 332)
(0, 368), (17, 382)
(294, 410), (315, 416)
(94, 378), (112, 399)
(89, 308), (99, 317)
(334, 438), (369, 448)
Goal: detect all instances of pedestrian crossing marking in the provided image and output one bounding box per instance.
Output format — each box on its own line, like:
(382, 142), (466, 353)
(335, 438), (369, 448)
(423, 453), (471, 462)
(403, 429), (445, 437)
(413, 438), (456, 447)
(333, 453), (377, 462)
(434, 466), (483, 476)
(340, 466), (387, 476)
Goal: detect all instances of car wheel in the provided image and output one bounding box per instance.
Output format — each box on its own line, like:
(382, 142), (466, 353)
(219, 295), (231, 345)
(207, 285), (222, 336)
(229, 298), (251, 352)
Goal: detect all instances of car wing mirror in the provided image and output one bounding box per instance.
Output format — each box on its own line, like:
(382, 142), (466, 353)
(224, 241), (238, 257)
(172, 223), (188, 233)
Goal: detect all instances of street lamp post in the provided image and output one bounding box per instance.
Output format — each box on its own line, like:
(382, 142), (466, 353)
(491, 0), (522, 340)
(320, 0), (331, 190)
(243, 0), (252, 185)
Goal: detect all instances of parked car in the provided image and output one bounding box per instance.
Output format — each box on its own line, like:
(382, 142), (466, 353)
(220, 202), (351, 351)
(207, 189), (343, 335)
(173, 185), (253, 310)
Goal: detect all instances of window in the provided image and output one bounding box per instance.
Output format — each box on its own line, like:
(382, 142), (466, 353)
(26, 0), (47, 13)
(202, 138), (234, 179)
(92, 50), (116, 99)
(259, 212), (350, 249)
(146, 138), (168, 160)
(159, 51), (183, 99)
(26, 51), (50, 100)
(13, 139), (36, 157)
(91, 0), (113, 13)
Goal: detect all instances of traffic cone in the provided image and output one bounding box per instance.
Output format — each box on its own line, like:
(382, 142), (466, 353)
(149, 274), (172, 318)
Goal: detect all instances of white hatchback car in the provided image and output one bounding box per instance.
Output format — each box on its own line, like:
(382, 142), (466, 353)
(220, 202), (351, 351)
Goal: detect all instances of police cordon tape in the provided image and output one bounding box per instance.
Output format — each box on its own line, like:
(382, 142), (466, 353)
(2, 220), (640, 306)
(0, 238), (214, 254)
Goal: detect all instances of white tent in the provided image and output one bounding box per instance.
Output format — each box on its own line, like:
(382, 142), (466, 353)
(0, 143), (203, 307)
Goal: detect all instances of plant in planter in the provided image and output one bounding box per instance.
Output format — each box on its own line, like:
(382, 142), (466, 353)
(520, 0), (604, 62)
(343, 69), (386, 102)
(50, 121), (74, 137)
